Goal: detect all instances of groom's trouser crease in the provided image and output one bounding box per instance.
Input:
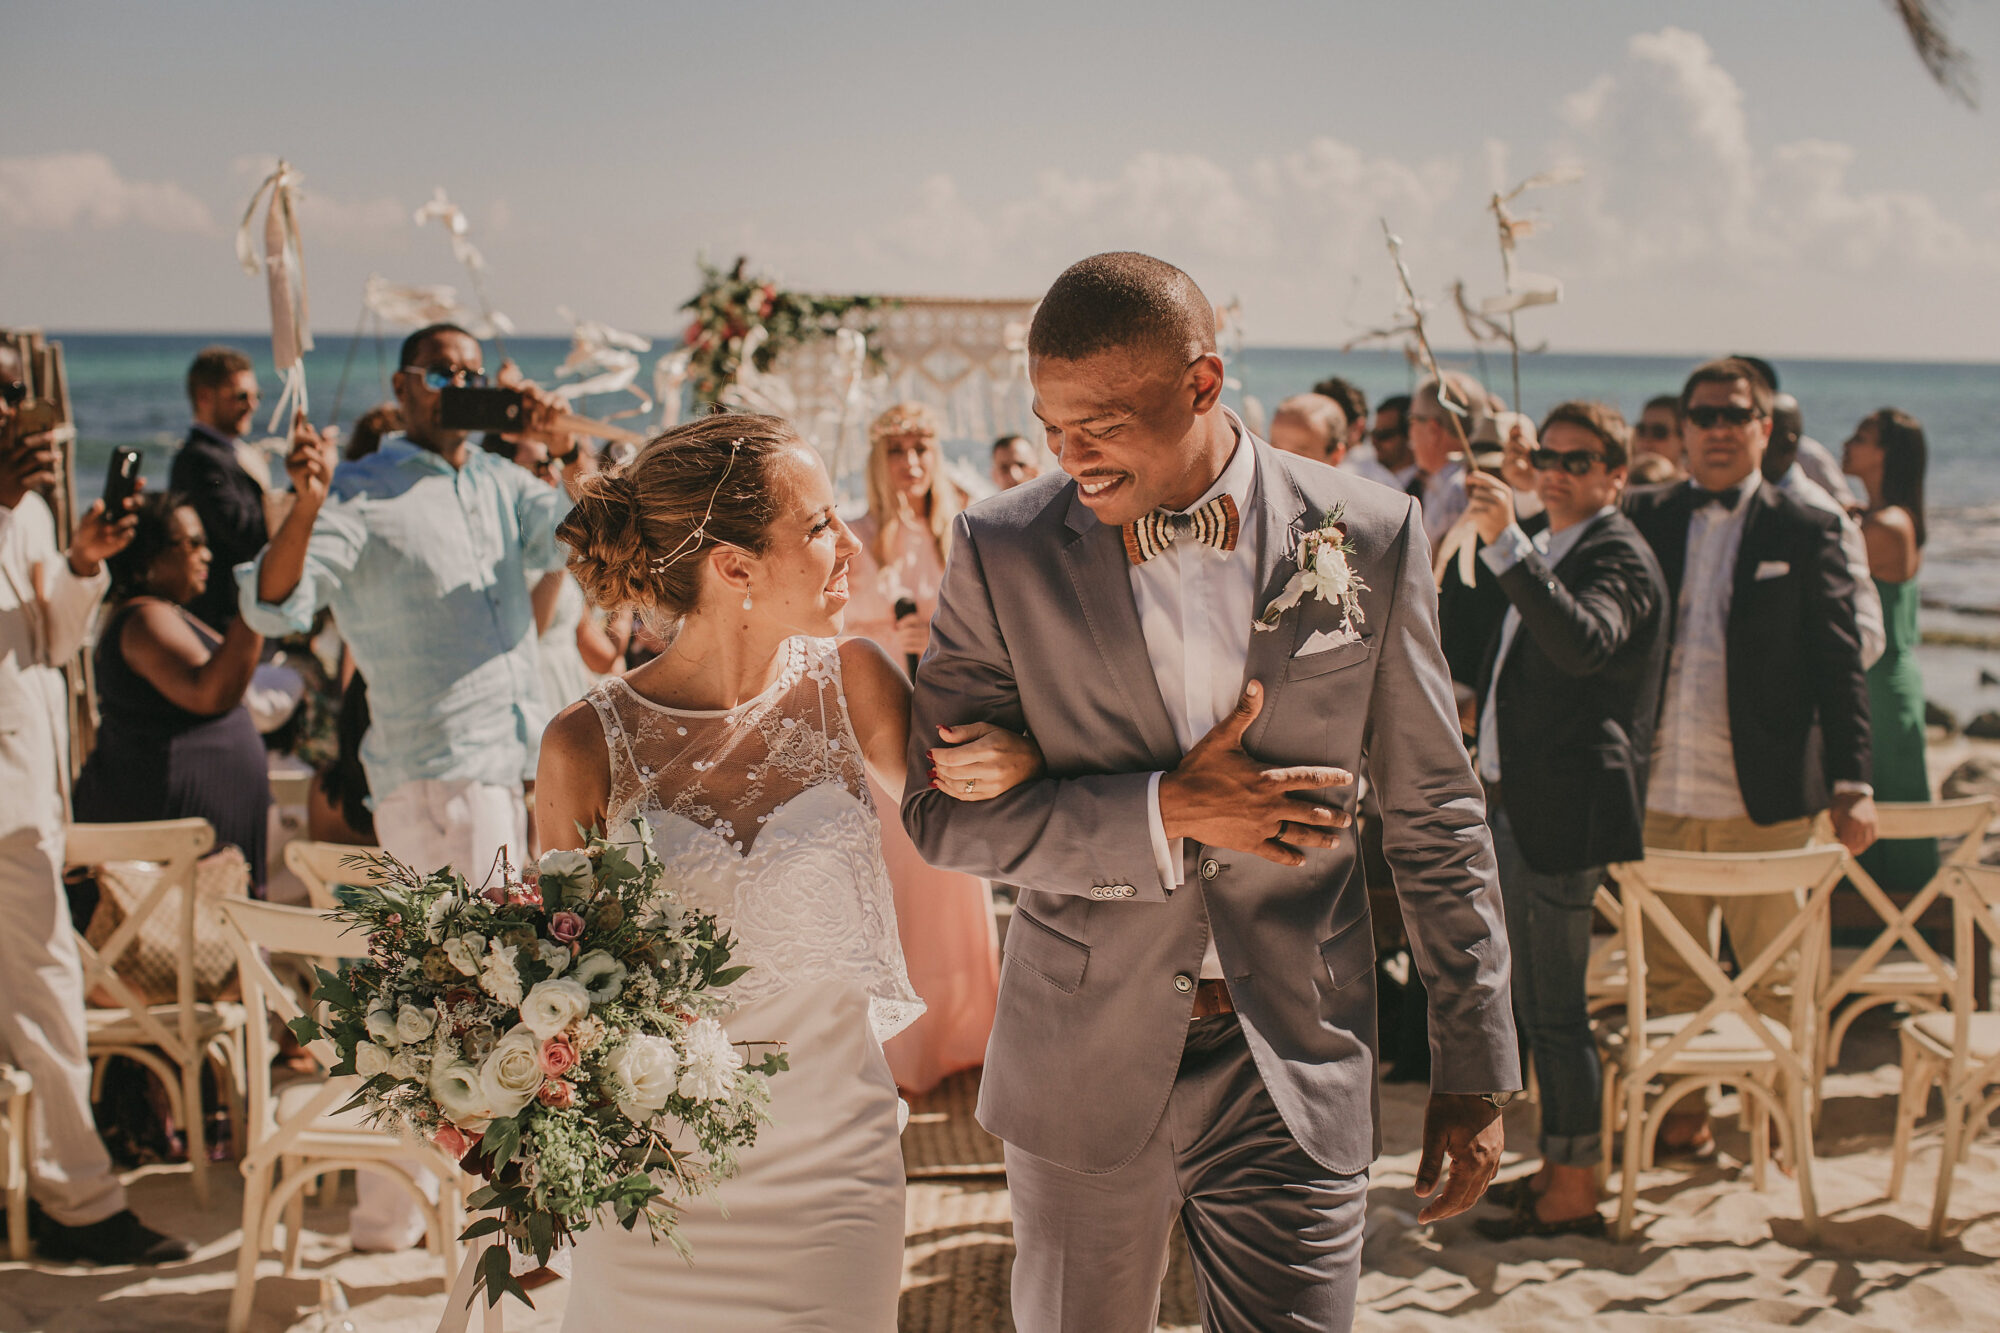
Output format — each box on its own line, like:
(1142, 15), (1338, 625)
(1005, 1014), (1367, 1332)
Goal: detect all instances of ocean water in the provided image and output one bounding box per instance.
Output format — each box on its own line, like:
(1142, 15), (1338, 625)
(39, 332), (2000, 717)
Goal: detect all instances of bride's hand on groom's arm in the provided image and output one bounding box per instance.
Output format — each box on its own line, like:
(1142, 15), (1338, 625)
(929, 722), (1044, 802)
(1158, 681), (1353, 866)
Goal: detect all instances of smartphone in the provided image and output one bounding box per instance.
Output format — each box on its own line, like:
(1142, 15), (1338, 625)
(439, 386), (526, 433)
(102, 447), (142, 514)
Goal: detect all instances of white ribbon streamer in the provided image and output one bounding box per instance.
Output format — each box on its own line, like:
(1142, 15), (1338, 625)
(237, 159), (313, 432)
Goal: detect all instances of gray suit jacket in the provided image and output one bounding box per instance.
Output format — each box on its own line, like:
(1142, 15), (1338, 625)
(903, 438), (1519, 1175)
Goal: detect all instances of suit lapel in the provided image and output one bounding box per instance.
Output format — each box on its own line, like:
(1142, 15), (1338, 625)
(1060, 488), (1182, 767)
(1647, 486), (1695, 594)
(1239, 443), (1310, 752)
(1730, 480), (1779, 614)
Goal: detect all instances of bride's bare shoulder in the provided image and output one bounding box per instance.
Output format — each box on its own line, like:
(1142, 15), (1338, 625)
(836, 636), (910, 716)
(540, 695), (611, 780)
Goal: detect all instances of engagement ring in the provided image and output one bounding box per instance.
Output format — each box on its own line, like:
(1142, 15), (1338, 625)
(964, 779), (975, 794)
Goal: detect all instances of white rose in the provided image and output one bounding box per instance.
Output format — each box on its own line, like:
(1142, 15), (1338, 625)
(637, 895), (687, 936)
(676, 1017), (744, 1102)
(354, 1040), (391, 1079)
(429, 1059), (491, 1129)
(364, 1006), (401, 1047)
(477, 1026), (545, 1119)
(536, 848), (594, 891)
(518, 978), (592, 1040)
(424, 891), (463, 943)
(573, 949), (628, 1004)
(607, 1035), (680, 1123)
(536, 940), (571, 976)
(395, 1004), (437, 1045)
(480, 942), (525, 1009)
(387, 1050), (423, 1082)
(443, 931), (487, 977)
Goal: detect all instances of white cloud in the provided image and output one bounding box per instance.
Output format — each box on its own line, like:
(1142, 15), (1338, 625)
(0, 152), (215, 234)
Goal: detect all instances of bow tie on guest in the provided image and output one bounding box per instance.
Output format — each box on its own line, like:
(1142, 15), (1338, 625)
(1123, 494), (1241, 565)
(1690, 482), (1743, 511)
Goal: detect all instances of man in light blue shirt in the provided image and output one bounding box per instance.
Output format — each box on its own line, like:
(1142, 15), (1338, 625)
(237, 323), (581, 1248)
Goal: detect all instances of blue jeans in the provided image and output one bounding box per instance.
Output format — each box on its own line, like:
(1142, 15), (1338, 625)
(1490, 797), (1603, 1167)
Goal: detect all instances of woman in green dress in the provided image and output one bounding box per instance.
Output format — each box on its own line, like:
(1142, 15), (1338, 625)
(1843, 408), (1938, 890)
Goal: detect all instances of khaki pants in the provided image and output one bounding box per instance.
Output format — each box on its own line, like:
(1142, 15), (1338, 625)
(1641, 811), (1815, 1022)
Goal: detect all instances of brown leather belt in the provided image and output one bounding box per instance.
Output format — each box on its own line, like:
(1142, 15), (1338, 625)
(1190, 978), (1235, 1021)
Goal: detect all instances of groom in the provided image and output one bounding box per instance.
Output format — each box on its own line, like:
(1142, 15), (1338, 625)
(905, 253), (1519, 1331)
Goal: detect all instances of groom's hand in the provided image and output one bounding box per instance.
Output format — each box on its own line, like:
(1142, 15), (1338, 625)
(1413, 1093), (1506, 1223)
(1158, 681), (1352, 866)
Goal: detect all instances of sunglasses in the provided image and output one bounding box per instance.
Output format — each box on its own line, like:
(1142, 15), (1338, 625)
(1530, 447), (1609, 476)
(401, 365), (488, 391)
(1685, 403), (1762, 429)
(1, 381), (26, 407)
(1636, 421), (1675, 440)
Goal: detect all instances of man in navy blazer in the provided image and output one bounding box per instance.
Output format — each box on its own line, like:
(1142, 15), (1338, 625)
(169, 346), (269, 632)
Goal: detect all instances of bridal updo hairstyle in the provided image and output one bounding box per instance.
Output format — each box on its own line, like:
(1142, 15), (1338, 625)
(559, 413), (800, 627)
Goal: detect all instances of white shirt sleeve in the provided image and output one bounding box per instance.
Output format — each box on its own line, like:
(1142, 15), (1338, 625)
(1145, 772), (1183, 893)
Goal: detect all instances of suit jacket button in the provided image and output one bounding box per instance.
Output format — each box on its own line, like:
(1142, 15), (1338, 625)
(1173, 974), (1194, 994)
(1199, 858), (1221, 881)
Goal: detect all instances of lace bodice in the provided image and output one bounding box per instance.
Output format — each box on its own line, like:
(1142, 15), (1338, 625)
(585, 637), (923, 1041)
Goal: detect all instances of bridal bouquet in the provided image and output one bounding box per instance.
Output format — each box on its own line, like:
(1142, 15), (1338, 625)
(293, 823), (786, 1308)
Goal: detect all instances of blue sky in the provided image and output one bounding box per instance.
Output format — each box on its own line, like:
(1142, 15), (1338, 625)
(3, 0), (1997, 357)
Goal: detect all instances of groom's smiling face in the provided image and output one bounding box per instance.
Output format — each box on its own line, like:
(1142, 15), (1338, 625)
(1031, 345), (1230, 528)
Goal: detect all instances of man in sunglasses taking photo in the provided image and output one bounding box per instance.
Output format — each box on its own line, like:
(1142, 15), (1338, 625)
(1622, 356), (1876, 1156)
(1462, 400), (1668, 1237)
(238, 322), (577, 1252)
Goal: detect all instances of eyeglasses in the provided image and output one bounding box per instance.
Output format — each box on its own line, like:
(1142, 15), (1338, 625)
(1685, 403), (1762, 429)
(1635, 421), (1675, 440)
(1, 381), (26, 407)
(401, 365), (488, 391)
(1370, 424), (1406, 444)
(1530, 448), (1609, 476)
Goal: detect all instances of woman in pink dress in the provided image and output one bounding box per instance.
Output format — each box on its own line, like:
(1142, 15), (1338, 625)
(846, 402), (1000, 1095)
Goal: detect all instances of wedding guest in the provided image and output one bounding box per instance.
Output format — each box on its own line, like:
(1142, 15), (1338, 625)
(1343, 393), (1417, 491)
(1629, 453), (1682, 485)
(1731, 355), (1855, 505)
(240, 321), (577, 1250)
(991, 433), (1043, 491)
(845, 401), (999, 1095)
(483, 431), (601, 711)
(0, 345), (188, 1264)
(307, 672), (376, 846)
(344, 402), (401, 461)
(1633, 395), (1683, 474)
(73, 493), (271, 894)
(1408, 372), (1492, 549)
(1312, 374), (1370, 459)
(1463, 401), (1668, 1238)
(170, 346), (271, 633)
(1845, 408), (1939, 891)
(1268, 392), (1348, 466)
(1764, 393), (1885, 668)
(1625, 357), (1876, 1154)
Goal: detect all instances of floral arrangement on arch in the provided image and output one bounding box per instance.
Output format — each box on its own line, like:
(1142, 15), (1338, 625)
(678, 254), (886, 407)
(292, 823), (786, 1309)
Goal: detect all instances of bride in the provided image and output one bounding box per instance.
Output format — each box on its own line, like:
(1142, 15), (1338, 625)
(535, 413), (1040, 1329)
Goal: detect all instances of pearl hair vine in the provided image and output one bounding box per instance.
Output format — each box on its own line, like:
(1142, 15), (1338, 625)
(649, 438), (744, 573)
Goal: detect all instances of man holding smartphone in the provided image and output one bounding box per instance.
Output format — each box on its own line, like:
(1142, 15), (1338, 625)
(0, 344), (188, 1264)
(238, 322), (578, 1251)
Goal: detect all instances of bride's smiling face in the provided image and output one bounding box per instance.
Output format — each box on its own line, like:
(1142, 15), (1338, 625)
(728, 444), (861, 637)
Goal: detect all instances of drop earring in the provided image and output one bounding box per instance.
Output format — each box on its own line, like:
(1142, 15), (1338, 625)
(742, 593), (754, 611)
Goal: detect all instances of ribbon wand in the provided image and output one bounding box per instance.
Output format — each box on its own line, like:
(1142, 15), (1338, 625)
(237, 160), (314, 435)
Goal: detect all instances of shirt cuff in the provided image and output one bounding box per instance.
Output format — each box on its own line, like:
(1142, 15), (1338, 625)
(1478, 523), (1535, 575)
(1145, 772), (1183, 895)
(1832, 781), (1874, 798)
(235, 555), (317, 636)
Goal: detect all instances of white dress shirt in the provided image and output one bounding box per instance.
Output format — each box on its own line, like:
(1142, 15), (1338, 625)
(1649, 472), (1763, 819)
(1137, 413), (1261, 979)
(1416, 460), (1468, 552)
(1777, 462), (1885, 668)
(1474, 507), (1620, 783)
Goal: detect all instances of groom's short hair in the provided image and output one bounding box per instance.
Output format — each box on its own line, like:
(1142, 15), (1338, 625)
(1028, 252), (1217, 365)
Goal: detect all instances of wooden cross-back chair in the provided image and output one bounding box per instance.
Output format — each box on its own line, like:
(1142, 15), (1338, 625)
(1601, 845), (1847, 1243)
(218, 896), (467, 1333)
(1817, 797), (1995, 1084)
(65, 818), (247, 1205)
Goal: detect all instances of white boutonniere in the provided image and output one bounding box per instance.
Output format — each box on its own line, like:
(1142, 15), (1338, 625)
(1255, 505), (1369, 635)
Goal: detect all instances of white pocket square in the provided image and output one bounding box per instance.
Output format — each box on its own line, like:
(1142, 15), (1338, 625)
(1295, 627), (1362, 657)
(1754, 560), (1791, 581)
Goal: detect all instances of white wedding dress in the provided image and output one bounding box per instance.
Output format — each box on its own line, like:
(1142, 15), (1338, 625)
(562, 636), (924, 1331)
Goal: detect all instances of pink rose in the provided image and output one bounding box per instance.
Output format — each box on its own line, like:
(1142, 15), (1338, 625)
(432, 1124), (470, 1159)
(482, 881), (508, 905)
(537, 1079), (575, 1109)
(538, 1035), (578, 1078)
(550, 911), (585, 943)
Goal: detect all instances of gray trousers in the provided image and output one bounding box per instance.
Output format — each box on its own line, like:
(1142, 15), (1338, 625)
(1005, 1015), (1369, 1332)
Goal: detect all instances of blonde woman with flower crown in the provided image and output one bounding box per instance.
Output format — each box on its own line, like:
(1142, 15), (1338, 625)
(843, 401), (1003, 1096)
(536, 413), (1040, 1328)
